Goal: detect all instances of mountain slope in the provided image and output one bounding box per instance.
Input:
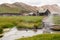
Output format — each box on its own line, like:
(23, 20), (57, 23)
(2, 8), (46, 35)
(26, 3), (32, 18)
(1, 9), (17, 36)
(0, 2), (60, 14)
(0, 2), (38, 13)
(0, 3), (22, 13)
(13, 2), (38, 12)
(40, 4), (60, 13)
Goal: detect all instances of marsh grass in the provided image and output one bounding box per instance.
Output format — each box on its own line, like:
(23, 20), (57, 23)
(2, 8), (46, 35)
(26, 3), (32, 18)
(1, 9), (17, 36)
(53, 15), (60, 25)
(17, 34), (60, 40)
(0, 16), (44, 29)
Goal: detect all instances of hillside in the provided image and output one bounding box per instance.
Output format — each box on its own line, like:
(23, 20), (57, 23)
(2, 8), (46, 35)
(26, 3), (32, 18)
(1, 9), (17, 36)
(13, 2), (38, 12)
(0, 2), (38, 13)
(0, 4), (20, 13)
(40, 4), (60, 13)
(0, 2), (60, 14)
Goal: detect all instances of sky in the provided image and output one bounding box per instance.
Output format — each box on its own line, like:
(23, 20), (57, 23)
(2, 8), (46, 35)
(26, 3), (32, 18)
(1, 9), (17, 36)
(0, 0), (60, 6)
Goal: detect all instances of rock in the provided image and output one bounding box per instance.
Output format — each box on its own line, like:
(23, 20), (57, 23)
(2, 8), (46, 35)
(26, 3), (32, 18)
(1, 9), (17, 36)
(51, 25), (60, 31)
(3, 28), (11, 32)
(0, 34), (3, 38)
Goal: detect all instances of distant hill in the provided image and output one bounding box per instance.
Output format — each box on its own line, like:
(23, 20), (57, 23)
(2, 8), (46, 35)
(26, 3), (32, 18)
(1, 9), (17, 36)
(0, 2), (38, 13)
(39, 4), (60, 13)
(0, 2), (60, 14)
(0, 3), (20, 13)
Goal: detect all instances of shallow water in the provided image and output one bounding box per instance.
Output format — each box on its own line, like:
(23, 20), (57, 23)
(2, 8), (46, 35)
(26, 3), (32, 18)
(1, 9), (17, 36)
(42, 14), (54, 33)
(1, 14), (59, 40)
(1, 27), (43, 40)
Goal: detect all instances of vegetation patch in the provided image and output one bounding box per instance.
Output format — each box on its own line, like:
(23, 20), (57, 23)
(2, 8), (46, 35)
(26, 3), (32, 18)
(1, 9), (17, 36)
(53, 15), (60, 25)
(17, 34), (60, 40)
(0, 6), (31, 13)
(52, 15), (60, 30)
(0, 16), (44, 29)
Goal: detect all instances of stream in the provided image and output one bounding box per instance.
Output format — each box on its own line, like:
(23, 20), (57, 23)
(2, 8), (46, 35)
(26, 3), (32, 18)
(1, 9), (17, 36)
(1, 27), (43, 40)
(0, 14), (58, 40)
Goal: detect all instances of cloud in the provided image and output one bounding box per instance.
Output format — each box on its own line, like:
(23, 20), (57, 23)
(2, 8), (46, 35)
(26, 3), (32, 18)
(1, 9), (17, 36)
(0, 0), (60, 6)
